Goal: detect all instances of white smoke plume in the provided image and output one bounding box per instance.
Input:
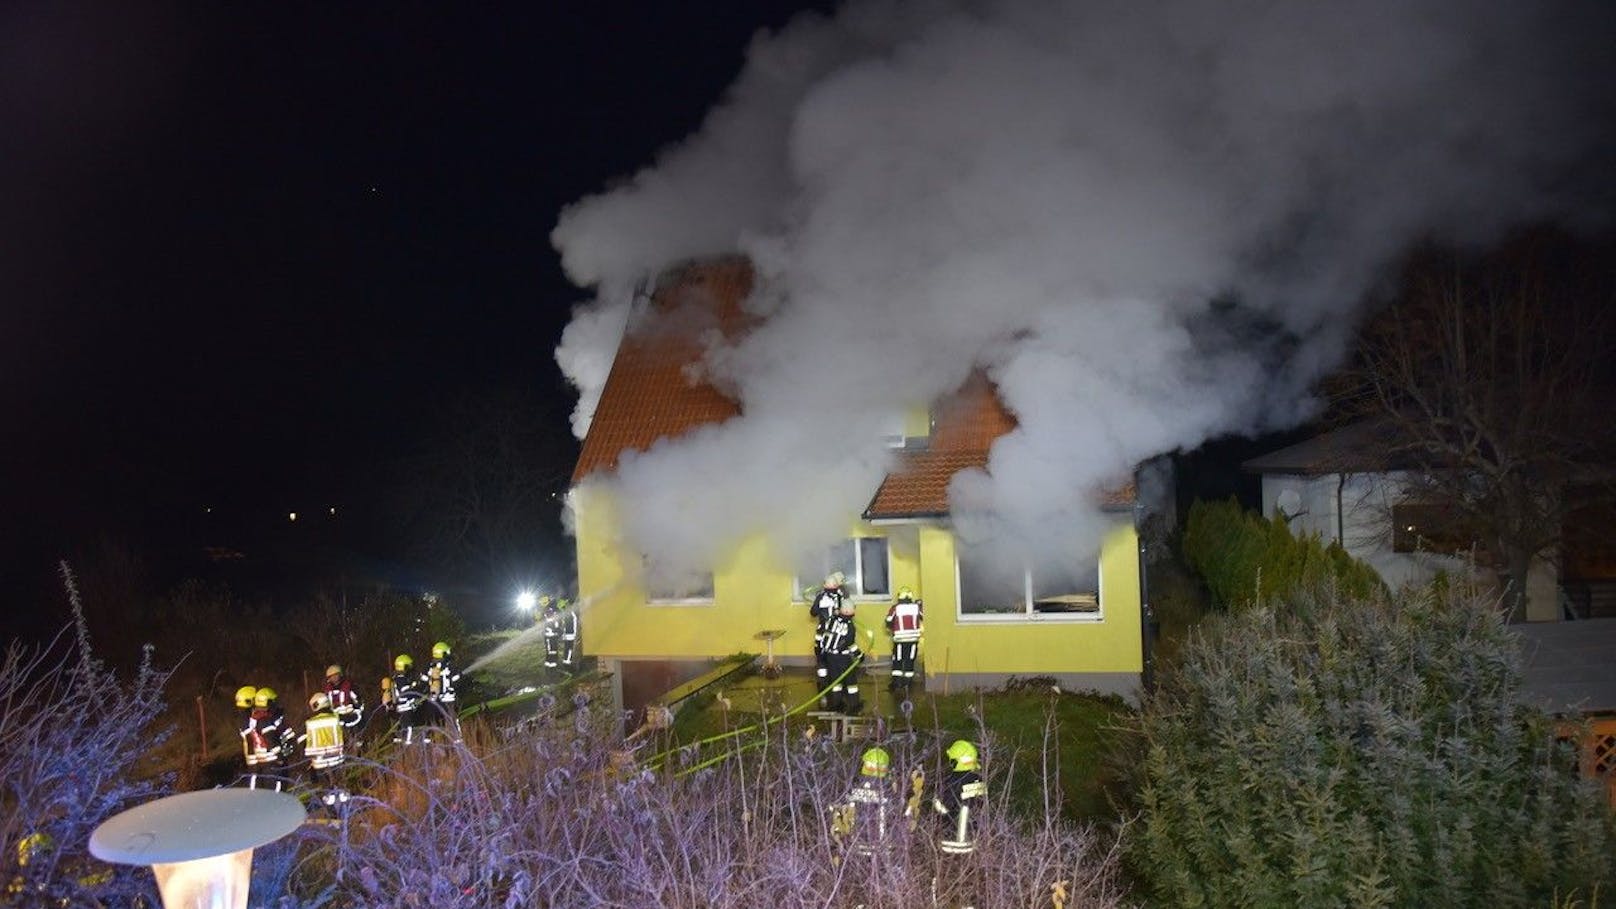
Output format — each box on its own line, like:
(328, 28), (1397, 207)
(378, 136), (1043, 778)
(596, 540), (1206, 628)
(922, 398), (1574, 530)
(552, 0), (1616, 576)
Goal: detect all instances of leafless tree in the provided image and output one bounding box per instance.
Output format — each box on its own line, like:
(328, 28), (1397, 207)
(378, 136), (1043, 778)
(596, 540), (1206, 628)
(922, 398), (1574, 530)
(1330, 230), (1616, 619)
(397, 386), (576, 582)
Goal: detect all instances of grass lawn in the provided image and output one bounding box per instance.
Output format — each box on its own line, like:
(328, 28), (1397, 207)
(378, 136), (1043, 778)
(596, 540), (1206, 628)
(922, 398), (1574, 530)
(667, 668), (1133, 825)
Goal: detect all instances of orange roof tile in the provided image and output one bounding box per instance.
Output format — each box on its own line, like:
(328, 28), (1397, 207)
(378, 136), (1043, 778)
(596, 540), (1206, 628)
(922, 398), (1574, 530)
(571, 258), (753, 483)
(864, 371), (1135, 518)
(864, 372), (1012, 519)
(574, 258), (1137, 514)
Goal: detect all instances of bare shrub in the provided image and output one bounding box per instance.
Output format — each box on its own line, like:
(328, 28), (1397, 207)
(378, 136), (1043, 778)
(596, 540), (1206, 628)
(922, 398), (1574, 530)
(0, 563), (171, 905)
(303, 691), (1128, 908)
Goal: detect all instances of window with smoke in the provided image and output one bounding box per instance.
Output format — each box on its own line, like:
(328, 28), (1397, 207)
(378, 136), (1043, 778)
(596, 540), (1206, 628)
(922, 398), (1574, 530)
(793, 537), (891, 599)
(957, 543), (1100, 620)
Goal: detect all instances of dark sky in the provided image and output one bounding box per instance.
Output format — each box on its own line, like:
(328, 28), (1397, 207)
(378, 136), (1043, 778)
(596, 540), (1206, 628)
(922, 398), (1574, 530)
(1, 2), (835, 615)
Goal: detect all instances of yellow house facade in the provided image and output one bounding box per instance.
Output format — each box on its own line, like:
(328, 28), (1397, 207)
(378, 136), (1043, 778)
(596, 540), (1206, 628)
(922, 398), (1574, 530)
(569, 258), (1147, 708)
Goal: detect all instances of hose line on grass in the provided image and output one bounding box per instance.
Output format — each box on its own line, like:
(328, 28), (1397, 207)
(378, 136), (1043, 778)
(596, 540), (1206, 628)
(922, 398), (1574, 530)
(645, 655), (863, 772)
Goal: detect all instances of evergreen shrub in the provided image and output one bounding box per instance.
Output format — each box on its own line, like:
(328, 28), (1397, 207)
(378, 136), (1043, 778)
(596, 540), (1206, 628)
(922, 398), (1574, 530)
(1128, 585), (1616, 908)
(1182, 498), (1383, 609)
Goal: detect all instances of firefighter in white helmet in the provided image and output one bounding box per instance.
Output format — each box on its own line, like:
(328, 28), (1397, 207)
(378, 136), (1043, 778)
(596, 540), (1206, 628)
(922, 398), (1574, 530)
(300, 691), (350, 807)
(323, 664), (365, 730)
(808, 572), (849, 703)
(820, 595), (863, 714)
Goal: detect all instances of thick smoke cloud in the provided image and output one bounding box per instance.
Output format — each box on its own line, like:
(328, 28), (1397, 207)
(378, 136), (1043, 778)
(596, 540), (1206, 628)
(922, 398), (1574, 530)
(552, 0), (1615, 576)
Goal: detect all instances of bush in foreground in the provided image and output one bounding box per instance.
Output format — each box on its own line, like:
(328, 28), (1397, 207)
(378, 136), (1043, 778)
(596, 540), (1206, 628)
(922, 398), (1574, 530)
(286, 695), (1128, 908)
(0, 564), (171, 906)
(1128, 584), (1615, 908)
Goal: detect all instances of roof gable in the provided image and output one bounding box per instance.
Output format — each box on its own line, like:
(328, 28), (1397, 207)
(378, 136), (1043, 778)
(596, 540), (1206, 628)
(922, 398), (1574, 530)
(571, 258), (753, 483)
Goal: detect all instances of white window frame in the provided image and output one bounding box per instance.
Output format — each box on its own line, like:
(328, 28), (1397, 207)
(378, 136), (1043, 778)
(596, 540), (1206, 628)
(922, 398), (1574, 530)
(954, 556), (1103, 623)
(792, 536), (892, 602)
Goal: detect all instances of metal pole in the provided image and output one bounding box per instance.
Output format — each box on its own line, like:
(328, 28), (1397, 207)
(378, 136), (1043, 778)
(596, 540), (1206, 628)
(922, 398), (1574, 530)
(195, 696), (207, 760)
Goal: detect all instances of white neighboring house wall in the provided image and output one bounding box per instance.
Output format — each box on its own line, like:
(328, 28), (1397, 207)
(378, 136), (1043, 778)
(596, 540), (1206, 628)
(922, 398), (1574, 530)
(1258, 470), (1562, 621)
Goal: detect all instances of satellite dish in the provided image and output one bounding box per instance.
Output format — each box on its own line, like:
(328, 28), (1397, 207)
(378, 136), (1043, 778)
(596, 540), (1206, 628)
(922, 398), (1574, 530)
(1275, 489), (1303, 519)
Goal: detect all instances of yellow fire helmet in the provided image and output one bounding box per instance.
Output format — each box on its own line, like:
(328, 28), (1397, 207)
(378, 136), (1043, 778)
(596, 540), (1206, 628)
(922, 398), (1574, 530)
(234, 685), (258, 708)
(253, 687), (278, 708)
(393, 654), (414, 672)
(325, 664), (342, 679)
(897, 586), (916, 602)
(860, 747), (891, 778)
(16, 832), (53, 867)
(431, 641), (451, 659)
(945, 739), (979, 771)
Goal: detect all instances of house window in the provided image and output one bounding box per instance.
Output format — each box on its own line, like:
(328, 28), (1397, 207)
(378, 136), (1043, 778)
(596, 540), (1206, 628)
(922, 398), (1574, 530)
(956, 544), (1101, 620)
(1392, 503), (1476, 556)
(643, 557), (714, 604)
(795, 537), (891, 599)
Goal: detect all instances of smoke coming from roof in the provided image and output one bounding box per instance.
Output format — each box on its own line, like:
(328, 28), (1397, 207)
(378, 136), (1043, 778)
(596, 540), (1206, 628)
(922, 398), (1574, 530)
(552, 0), (1615, 576)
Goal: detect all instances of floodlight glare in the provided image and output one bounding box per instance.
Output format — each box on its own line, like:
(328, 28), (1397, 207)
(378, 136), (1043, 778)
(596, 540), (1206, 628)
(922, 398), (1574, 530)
(516, 590), (537, 611)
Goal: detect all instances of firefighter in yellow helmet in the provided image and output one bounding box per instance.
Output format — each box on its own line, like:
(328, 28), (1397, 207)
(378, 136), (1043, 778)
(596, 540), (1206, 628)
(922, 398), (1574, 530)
(831, 746), (896, 859)
(389, 654), (426, 745)
(933, 739), (986, 855)
(424, 641), (463, 743)
(246, 687), (290, 789)
(885, 586), (923, 693)
(233, 684), (258, 749)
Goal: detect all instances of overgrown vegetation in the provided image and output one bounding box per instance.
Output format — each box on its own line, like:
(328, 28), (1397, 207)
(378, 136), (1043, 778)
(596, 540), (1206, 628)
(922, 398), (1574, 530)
(1182, 497), (1384, 610)
(0, 564), (169, 906)
(1127, 582), (1616, 908)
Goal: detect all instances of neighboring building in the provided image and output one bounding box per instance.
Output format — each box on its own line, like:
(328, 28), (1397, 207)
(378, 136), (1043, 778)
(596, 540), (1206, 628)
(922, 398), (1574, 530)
(1243, 421), (1567, 621)
(569, 257), (1148, 714)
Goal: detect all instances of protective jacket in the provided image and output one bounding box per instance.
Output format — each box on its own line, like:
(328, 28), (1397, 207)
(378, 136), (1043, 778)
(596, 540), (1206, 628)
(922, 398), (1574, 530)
(390, 670), (425, 714)
(885, 597), (923, 642)
(324, 675), (365, 728)
(820, 613), (861, 656)
(837, 778), (894, 856)
(300, 707), (346, 769)
(426, 657), (461, 703)
(933, 768), (987, 854)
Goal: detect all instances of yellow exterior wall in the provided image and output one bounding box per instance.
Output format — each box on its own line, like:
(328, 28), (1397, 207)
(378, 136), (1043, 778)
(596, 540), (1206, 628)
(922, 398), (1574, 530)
(572, 484), (1142, 676)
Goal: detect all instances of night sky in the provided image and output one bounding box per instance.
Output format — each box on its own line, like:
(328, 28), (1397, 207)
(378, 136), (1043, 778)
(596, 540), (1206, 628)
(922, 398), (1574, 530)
(2, 3), (835, 618)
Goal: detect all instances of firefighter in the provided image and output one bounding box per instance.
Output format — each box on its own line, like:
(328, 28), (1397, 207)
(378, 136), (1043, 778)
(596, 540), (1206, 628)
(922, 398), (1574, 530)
(425, 641), (461, 705)
(831, 746), (896, 859)
(933, 739), (987, 855)
(323, 664), (365, 730)
(234, 684), (258, 743)
(424, 641), (463, 743)
(885, 586), (923, 692)
(540, 595), (562, 671)
(246, 687), (290, 789)
(555, 598), (580, 670)
(299, 691), (350, 807)
(808, 572), (848, 701)
(820, 595), (863, 714)
(389, 654), (426, 745)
